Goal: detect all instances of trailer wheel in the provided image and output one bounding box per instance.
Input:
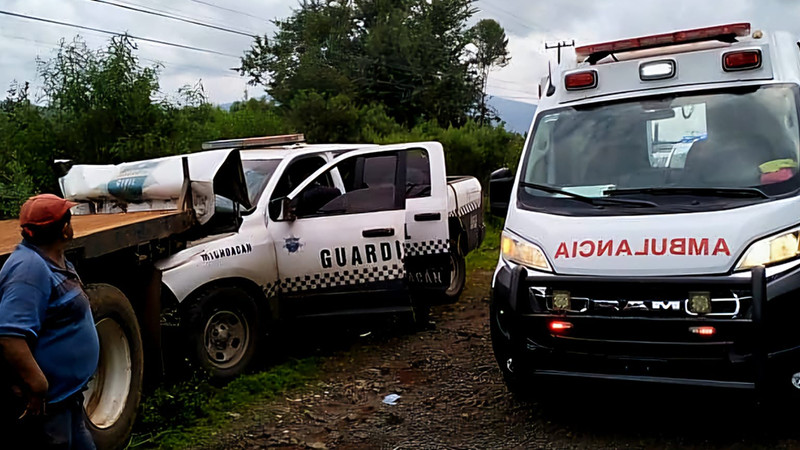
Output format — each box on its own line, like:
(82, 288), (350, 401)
(83, 284), (144, 450)
(187, 286), (260, 380)
(489, 303), (530, 398)
(443, 251), (466, 301)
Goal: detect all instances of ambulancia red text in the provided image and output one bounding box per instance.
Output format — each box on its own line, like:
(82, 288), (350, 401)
(554, 238), (731, 259)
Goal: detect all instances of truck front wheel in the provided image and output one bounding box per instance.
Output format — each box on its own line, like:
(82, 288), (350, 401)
(83, 284), (144, 450)
(186, 286), (261, 379)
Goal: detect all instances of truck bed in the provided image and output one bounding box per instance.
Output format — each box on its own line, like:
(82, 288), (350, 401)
(0, 210), (195, 261)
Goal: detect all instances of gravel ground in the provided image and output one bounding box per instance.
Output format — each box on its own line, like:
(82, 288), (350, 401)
(205, 270), (800, 449)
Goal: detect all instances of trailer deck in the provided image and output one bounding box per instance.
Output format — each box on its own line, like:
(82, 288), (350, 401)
(0, 210), (195, 260)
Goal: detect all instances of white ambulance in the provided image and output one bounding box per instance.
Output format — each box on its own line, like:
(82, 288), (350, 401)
(490, 23), (800, 396)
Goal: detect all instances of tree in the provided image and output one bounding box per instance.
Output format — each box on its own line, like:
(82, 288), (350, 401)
(470, 19), (510, 125)
(239, 0), (483, 129)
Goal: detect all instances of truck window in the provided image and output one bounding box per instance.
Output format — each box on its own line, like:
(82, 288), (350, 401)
(242, 159), (282, 205)
(520, 84), (800, 205)
(294, 153), (401, 217)
(271, 156), (330, 202)
(406, 149), (432, 198)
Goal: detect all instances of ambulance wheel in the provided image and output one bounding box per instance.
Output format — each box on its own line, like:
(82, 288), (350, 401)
(83, 284), (144, 450)
(490, 303), (531, 398)
(443, 252), (467, 301)
(186, 286), (260, 380)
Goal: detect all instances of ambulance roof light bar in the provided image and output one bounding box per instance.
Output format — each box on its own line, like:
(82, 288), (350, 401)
(576, 23), (751, 64)
(202, 134), (306, 151)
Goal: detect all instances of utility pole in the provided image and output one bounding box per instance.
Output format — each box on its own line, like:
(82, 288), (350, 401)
(545, 40), (575, 65)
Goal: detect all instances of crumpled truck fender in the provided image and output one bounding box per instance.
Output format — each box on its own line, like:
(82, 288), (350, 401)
(156, 231), (278, 304)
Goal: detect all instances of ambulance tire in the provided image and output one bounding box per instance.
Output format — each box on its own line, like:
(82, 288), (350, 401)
(83, 284), (144, 450)
(186, 286), (260, 380)
(489, 303), (531, 399)
(443, 252), (467, 302)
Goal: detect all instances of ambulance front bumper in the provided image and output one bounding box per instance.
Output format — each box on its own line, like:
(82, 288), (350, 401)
(492, 264), (800, 390)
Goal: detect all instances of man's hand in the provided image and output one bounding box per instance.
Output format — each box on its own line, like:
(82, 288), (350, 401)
(0, 336), (48, 418)
(17, 374), (48, 418)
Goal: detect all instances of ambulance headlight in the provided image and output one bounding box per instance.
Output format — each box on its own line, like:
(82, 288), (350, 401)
(501, 231), (552, 272)
(736, 228), (800, 271)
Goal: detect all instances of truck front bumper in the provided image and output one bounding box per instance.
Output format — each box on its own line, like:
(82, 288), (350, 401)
(492, 264), (800, 391)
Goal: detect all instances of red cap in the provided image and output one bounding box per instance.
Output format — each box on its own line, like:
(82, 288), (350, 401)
(19, 194), (78, 228)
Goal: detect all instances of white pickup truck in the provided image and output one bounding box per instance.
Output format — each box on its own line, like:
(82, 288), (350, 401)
(126, 136), (484, 378)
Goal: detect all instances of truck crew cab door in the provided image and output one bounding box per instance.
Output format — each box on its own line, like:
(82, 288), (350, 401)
(268, 147), (409, 317)
(401, 143), (451, 295)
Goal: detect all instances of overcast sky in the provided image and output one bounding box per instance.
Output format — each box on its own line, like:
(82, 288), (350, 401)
(1, 0), (798, 106)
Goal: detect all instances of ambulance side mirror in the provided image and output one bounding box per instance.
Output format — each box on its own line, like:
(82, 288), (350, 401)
(489, 167), (514, 217)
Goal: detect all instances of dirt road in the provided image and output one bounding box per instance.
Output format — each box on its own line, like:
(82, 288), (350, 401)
(207, 270), (800, 449)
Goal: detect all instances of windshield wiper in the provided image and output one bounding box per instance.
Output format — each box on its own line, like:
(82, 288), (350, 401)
(604, 187), (769, 199)
(520, 182), (658, 208)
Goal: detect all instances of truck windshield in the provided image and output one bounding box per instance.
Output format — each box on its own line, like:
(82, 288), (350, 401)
(242, 159), (281, 205)
(519, 84), (800, 214)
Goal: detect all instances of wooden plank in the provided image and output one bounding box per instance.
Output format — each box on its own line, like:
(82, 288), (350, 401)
(0, 210), (194, 258)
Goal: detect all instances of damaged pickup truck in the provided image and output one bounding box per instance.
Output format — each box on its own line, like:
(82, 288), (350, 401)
(160, 137), (484, 377)
(61, 135), (484, 382)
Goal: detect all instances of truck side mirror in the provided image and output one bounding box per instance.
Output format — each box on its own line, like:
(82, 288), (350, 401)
(489, 167), (514, 217)
(268, 197), (296, 222)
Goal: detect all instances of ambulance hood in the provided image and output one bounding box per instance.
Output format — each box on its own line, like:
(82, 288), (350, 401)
(507, 195), (800, 276)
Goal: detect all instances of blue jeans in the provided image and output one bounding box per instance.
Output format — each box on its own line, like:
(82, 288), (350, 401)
(4, 392), (96, 450)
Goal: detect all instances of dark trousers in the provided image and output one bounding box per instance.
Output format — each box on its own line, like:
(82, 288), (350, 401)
(2, 392), (96, 450)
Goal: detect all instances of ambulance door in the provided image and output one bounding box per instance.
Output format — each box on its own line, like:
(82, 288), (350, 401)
(268, 148), (409, 316)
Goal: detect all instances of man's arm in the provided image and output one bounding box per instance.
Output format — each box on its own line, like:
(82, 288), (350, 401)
(0, 336), (47, 416)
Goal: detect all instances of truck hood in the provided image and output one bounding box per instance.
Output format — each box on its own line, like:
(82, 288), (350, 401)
(507, 196), (800, 276)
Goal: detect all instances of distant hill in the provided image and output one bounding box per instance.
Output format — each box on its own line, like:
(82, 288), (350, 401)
(488, 96), (537, 135)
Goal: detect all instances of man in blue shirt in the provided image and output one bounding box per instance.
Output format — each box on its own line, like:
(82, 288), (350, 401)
(0, 194), (99, 449)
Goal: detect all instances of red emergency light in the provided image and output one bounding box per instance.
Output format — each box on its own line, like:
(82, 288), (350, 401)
(690, 326), (716, 336)
(576, 23), (752, 61)
(565, 70), (597, 91)
(723, 50), (762, 71)
(549, 321), (574, 333)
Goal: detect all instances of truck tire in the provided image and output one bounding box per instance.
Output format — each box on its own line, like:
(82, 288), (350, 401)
(83, 284), (144, 450)
(443, 251), (467, 301)
(186, 286), (261, 380)
(489, 303), (531, 398)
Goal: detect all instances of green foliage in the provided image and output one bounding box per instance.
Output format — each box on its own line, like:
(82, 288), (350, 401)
(132, 358), (320, 449)
(239, 0), (485, 127)
(466, 218), (502, 272)
(0, 24), (524, 220)
(470, 18), (511, 124)
(370, 119), (524, 185)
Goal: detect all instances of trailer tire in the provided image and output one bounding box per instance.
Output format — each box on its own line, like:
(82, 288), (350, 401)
(186, 286), (260, 380)
(83, 284), (143, 450)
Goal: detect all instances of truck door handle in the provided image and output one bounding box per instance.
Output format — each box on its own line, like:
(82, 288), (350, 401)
(414, 213), (441, 222)
(362, 228), (395, 238)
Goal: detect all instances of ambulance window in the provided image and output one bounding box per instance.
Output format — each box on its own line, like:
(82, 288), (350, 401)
(293, 152), (401, 217)
(647, 104), (707, 169)
(406, 149), (432, 198)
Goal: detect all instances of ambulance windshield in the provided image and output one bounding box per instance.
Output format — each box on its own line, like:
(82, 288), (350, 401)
(520, 85), (800, 212)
